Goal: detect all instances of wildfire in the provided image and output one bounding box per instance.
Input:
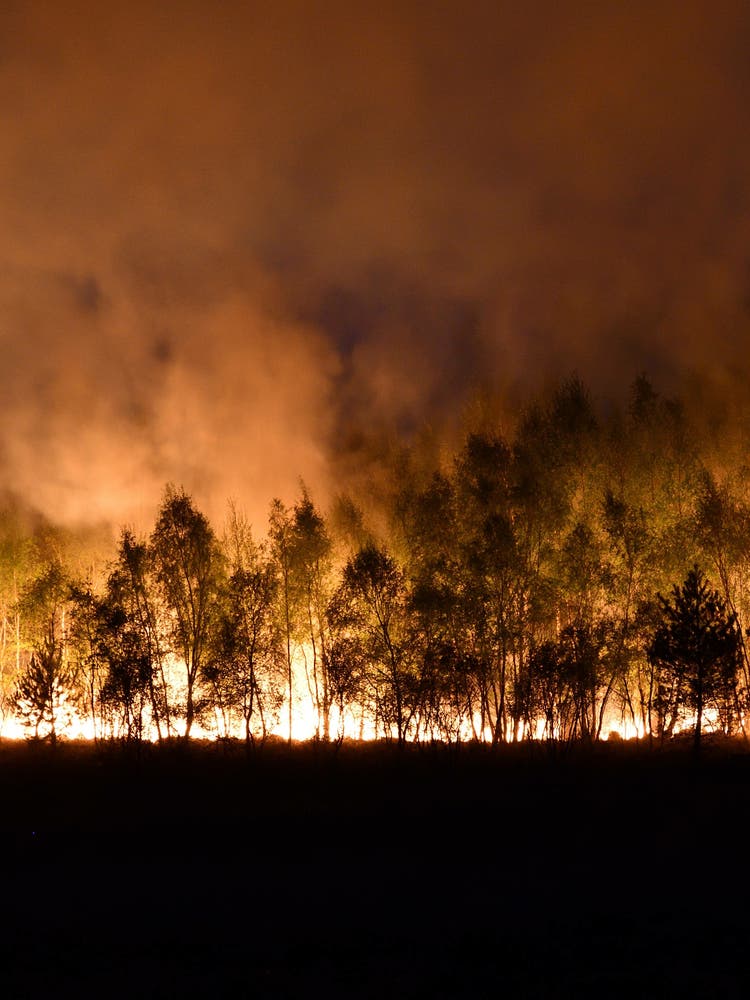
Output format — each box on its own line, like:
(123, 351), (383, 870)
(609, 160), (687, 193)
(0, 643), (733, 746)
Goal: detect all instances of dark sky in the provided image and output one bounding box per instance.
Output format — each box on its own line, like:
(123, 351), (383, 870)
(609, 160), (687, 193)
(1, 0), (749, 526)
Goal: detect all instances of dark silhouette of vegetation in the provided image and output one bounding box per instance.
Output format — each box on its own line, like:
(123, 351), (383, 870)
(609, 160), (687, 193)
(208, 512), (283, 744)
(13, 559), (76, 743)
(649, 566), (743, 749)
(150, 486), (223, 738)
(3, 375), (750, 747)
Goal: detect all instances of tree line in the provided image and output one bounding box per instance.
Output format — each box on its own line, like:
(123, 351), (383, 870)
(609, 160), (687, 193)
(1, 374), (749, 748)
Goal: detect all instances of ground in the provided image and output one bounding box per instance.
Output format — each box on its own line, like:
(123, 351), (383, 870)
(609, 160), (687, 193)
(0, 738), (748, 997)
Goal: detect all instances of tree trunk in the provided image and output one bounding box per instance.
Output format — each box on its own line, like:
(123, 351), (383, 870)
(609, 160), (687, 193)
(694, 673), (703, 753)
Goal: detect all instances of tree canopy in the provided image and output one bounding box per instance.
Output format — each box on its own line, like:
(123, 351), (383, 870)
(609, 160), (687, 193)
(2, 375), (750, 748)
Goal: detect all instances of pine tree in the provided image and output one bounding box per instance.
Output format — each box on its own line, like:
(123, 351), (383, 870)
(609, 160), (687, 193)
(649, 566), (742, 748)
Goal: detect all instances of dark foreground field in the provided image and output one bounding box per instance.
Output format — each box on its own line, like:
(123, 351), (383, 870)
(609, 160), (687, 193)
(0, 738), (749, 998)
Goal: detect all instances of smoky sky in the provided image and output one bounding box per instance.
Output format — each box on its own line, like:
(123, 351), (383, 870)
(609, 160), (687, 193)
(1, 0), (749, 528)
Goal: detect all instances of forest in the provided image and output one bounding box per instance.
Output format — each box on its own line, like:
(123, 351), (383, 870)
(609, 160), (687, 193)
(2, 373), (750, 750)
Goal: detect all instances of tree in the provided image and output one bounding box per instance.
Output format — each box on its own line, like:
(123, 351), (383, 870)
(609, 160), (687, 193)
(290, 490), (335, 740)
(0, 503), (37, 730)
(515, 623), (608, 743)
(334, 543), (414, 744)
(150, 486), (224, 738)
(322, 599), (367, 743)
(649, 566), (742, 749)
(67, 583), (106, 740)
(396, 470), (482, 741)
(105, 530), (171, 739)
(70, 577), (154, 744)
(97, 603), (152, 742)
(14, 638), (77, 743)
(600, 489), (657, 739)
(268, 499), (297, 743)
(209, 510), (284, 744)
(13, 560), (77, 743)
(453, 432), (520, 742)
(694, 471), (750, 705)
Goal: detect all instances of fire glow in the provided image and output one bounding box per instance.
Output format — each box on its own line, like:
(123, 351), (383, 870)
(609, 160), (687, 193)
(4, 376), (750, 753)
(0, 642), (727, 747)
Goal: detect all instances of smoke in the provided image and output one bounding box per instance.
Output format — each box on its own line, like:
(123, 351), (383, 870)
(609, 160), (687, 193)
(1, 1), (749, 528)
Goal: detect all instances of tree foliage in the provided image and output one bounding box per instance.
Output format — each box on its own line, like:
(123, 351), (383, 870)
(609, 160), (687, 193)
(3, 375), (750, 747)
(150, 486), (223, 737)
(649, 566), (742, 747)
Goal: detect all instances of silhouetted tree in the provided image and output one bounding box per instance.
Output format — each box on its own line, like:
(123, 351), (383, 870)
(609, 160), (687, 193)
(396, 470), (479, 740)
(335, 543), (414, 744)
(268, 499), (297, 743)
(209, 513), (284, 744)
(321, 620), (366, 742)
(516, 623), (608, 742)
(13, 560), (76, 743)
(13, 638), (77, 743)
(68, 584), (106, 739)
(695, 471), (750, 706)
(453, 432), (519, 742)
(600, 489), (657, 738)
(291, 490), (335, 739)
(150, 487), (224, 738)
(71, 578), (154, 743)
(516, 639), (565, 741)
(105, 530), (170, 739)
(0, 504), (36, 729)
(6, 372), (750, 749)
(649, 566), (742, 748)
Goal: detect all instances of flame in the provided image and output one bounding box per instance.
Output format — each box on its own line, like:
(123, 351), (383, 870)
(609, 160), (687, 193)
(0, 645), (737, 745)
(603, 718), (645, 741)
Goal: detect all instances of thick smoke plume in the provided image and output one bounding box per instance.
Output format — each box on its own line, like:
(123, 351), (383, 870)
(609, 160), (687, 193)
(1, 1), (749, 529)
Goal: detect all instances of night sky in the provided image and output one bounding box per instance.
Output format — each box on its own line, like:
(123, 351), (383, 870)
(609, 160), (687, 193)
(2, 0), (749, 527)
